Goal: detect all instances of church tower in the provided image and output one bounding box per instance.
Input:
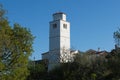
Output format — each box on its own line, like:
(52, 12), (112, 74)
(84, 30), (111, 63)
(48, 12), (70, 70)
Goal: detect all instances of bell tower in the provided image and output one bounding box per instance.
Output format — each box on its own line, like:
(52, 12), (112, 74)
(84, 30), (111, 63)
(48, 12), (70, 70)
(49, 12), (70, 51)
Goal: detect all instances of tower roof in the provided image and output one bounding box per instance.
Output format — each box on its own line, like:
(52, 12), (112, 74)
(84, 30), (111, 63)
(52, 12), (67, 21)
(53, 12), (66, 16)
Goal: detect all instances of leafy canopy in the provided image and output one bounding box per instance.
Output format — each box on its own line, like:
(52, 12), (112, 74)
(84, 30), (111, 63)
(0, 4), (34, 80)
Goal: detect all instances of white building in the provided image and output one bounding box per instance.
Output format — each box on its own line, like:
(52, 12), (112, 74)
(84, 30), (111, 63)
(42, 12), (77, 71)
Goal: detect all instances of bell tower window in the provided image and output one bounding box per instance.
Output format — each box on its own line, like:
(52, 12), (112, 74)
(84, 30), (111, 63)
(53, 24), (57, 29)
(63, 24), (67, 29)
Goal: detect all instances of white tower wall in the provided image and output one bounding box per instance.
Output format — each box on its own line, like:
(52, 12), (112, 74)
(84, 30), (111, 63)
(60, 20), (70, 50)
(48, 12), (70, 70)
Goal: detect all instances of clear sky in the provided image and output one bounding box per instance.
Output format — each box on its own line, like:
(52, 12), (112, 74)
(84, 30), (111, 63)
(0, 0), (120, 60)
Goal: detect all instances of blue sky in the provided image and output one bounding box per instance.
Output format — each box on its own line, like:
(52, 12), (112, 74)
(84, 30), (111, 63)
(1, 0), (120, 60)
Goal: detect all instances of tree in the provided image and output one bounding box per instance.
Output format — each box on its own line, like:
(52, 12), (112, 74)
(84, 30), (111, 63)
(105, 48), (120, 80)
(0, 5), (34, 80)
(113, 28), (120, 47)
(27, 60), (47, 80)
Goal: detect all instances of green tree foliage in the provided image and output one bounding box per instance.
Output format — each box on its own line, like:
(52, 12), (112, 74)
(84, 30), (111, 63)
(106, 48), (120, 80)
(27, 61), (47, 80)
(108, 28), (120, 79)
(48, 53), (108, 80)
(0, 5), (34, 80)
